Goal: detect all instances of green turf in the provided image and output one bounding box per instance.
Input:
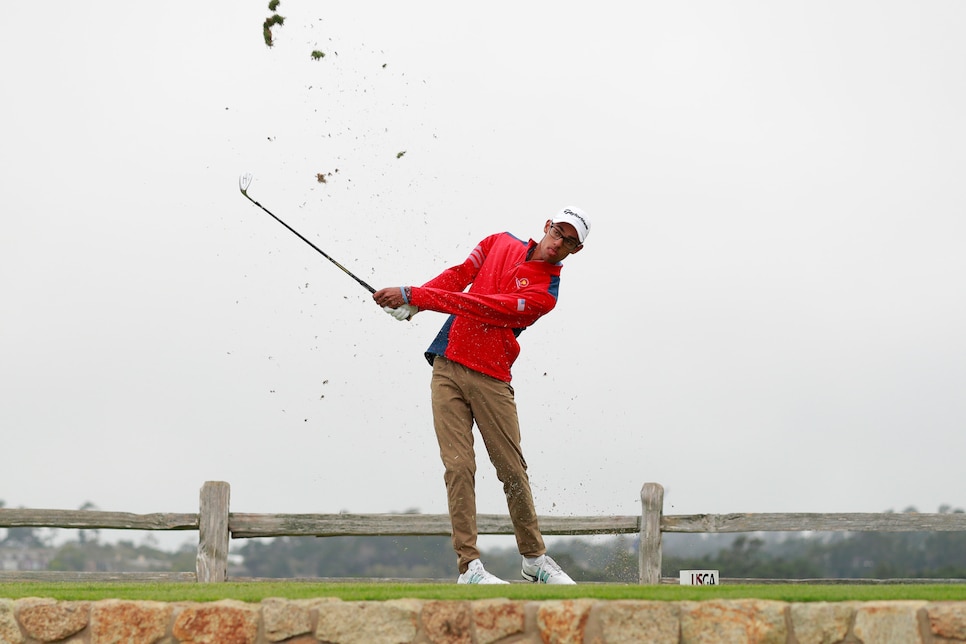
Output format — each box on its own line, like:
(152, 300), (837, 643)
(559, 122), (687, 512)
(3, 582), (966, 603)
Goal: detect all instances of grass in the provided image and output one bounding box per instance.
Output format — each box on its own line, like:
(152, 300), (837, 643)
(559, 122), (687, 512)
(4, 582), (966, 603)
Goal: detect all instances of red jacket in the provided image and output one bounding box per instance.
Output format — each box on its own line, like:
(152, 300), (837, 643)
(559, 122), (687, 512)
(409, 232), (562, 382)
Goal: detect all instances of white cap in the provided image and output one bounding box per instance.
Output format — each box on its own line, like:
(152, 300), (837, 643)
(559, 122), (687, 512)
(552, 207), (591, 244)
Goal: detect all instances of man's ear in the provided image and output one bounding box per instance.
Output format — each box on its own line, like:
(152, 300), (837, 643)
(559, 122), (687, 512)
(570, 244), (583, 255)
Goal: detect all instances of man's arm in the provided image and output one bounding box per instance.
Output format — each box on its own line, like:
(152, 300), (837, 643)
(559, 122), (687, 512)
(373, 279), (556, 327)
(408, 284), (556, 328)
(419, 240), (487, 292)
(372, 236), (490, 314)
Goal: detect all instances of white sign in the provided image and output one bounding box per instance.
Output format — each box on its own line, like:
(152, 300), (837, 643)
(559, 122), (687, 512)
(679, 570), (720, 586)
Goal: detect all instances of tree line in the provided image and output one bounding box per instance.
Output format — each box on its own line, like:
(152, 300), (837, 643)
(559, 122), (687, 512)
(4, 501), (966, 581)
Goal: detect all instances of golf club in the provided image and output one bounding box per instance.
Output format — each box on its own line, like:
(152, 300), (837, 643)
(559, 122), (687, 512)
(238, 172), (376, 294)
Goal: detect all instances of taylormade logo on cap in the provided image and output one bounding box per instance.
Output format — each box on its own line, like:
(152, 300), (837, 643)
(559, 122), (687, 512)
(553, 207), (591, 244)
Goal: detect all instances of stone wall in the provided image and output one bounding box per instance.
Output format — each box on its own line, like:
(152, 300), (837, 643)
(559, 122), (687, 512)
(3, 596), (966, 643)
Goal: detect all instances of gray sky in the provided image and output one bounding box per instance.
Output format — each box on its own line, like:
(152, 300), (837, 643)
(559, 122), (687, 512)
(3, 2), (965, 550)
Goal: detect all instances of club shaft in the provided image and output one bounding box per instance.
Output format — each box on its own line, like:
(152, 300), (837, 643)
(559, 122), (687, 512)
(243, 193), (376, 294)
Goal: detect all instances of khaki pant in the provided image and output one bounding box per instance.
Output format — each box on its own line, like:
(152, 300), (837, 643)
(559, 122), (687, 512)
(431, 356), (546, 574)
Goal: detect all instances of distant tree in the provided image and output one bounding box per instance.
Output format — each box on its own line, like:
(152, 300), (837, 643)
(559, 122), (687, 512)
(655, 505), (966, 581)
(2, 526), (46, 548)
(48, 543), (91, 571)
(48, 539), (190, 573)
(26, 503), (966, 581)
(664, 534), (822, 580)
(236, 535), (458, 579)
(169, 543), (197, 573)
(77, 501), (100, 545)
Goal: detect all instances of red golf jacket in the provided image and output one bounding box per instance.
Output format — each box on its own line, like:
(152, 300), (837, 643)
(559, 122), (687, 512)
(409, 232), (562, 382)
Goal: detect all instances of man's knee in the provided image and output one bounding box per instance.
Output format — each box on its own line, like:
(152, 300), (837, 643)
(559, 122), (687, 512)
(492, 459), (528, 484)
(444, 463), (476, 485)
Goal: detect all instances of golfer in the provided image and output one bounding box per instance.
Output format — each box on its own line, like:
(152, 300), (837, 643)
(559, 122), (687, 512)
(373, 207), (590, 584)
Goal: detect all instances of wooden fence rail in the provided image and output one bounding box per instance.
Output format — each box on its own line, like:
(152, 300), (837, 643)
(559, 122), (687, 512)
(3, 481), (966, 584)
(0, 509), (198, 531)
(228, 513), (641, 538)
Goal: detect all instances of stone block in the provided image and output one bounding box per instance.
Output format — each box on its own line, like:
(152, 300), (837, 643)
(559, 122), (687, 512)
(260, 598), (315, 642)
(422, 600), (472, 644)
(0, 598), (24, 644)
(16, 598), (89, 642)
(90, 599), (172, 644)
(172, 599), (259, 644)
(537, 599), (596, 644)
(680, 599), (787, 643)
(594, 600), (680, 644)
(853, 600), (927, 644)
(315, 598), (421, 644)
(789, 601), (856, 644)
(472, 598), (526, 644)
(926, 601), (966, 640)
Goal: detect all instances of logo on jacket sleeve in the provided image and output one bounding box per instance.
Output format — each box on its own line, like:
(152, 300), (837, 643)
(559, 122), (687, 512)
(515, 277), (529, 289)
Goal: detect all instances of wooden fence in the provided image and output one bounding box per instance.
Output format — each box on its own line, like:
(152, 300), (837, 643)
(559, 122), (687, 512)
(3, 481), (966, 583)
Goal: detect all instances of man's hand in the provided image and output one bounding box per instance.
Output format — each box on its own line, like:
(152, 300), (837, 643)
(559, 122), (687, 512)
(383, 304), (418, 321)
(373, 286), (410, 309)
(375, 287), (416, 321)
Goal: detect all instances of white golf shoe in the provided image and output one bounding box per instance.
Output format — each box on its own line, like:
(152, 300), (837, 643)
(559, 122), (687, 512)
(522, 554), (576, 584)
(457, 559), (509, 584)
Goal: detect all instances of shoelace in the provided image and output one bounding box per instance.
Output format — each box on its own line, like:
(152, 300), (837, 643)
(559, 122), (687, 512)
(540, 556), (563, 574)
(527, 556), (563, 576)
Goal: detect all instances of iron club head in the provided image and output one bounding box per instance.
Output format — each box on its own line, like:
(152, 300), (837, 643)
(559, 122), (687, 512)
(239, 172), (254, 195)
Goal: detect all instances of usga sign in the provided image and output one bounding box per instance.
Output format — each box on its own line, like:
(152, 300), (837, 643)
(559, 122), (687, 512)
(679, 570), (720, 585)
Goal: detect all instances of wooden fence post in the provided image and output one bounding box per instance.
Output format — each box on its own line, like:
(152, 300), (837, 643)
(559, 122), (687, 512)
(639, 482), (664, 584)
(196, 481), (230, 582)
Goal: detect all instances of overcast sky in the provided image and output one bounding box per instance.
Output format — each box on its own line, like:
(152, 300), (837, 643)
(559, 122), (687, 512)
(3, 2), (965, 552)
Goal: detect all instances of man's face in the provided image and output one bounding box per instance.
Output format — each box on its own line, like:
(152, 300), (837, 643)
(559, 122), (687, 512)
(534, 219), (583, 263)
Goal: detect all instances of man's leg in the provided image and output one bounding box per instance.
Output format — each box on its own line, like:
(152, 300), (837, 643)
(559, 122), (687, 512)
(431, 357), (480, 574)
(466, 369), (546, 559)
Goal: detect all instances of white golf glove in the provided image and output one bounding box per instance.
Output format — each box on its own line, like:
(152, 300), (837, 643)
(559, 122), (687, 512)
(383, 304), (418, 321)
